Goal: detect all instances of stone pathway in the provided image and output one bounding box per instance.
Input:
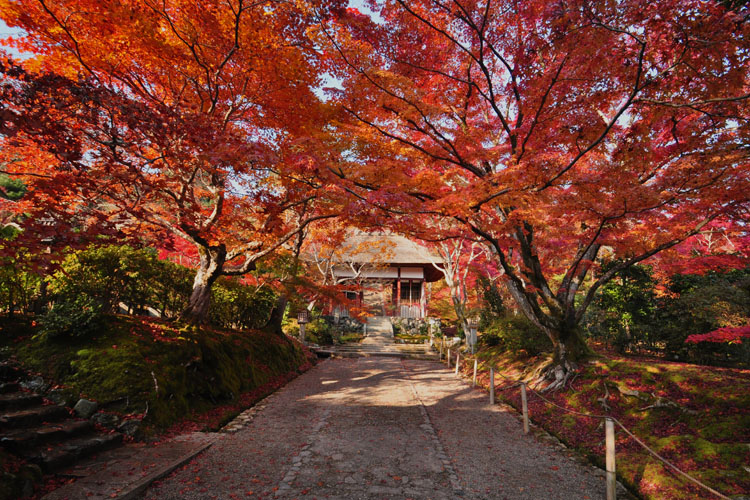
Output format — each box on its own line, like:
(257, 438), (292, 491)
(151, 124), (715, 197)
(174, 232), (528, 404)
(141, 357), (606, 499)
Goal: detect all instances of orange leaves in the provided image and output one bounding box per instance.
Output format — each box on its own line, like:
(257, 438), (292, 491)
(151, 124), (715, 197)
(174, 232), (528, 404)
(0, 0), (351, 323)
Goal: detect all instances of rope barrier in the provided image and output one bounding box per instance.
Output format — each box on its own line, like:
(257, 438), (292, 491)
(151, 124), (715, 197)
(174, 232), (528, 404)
(524, 384), (609, 420)
(442, 346), (733, 500)
(611, 419), (731, 500)
(518, 376), (731, 498)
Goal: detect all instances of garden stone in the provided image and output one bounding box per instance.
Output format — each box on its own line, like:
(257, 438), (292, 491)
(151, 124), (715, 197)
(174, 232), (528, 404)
(20, 376), (47, 392)
(91, 411), (120, 428)
(117, 419), (141, 436)
(46, 388), (72, 406)
(74, 398), (98, 419)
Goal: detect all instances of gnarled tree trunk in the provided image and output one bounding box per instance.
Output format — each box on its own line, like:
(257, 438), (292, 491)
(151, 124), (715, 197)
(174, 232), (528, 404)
(542, 323), (592, 391)
(181, 245), (226, 324)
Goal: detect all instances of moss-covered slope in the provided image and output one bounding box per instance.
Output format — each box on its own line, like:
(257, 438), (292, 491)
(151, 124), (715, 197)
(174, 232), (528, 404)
(1, 315), (313, 433)
(466, 346), (750, 499)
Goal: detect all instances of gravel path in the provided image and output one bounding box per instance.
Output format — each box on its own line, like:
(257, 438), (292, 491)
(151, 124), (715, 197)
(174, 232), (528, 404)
(142, 357), (604, 499)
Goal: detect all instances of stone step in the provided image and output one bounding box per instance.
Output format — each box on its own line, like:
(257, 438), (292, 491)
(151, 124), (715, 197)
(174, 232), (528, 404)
(24, 431), (124, 472)
(0, 392), (44, 411)
(0, 420), (93, 454)
(0, 363), (23, 382)
(0, 404), (70, 429)
(0, 382), (20, 394)
(316, 349), (438, 360)
(334, 346), (429, 352)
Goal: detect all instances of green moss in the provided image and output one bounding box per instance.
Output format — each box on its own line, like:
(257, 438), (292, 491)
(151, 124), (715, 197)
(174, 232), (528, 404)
(7, 315), (308, 434)
(665, 372), (686, 384)
(339, 332), (364, 343)
(700, 415), (750, 441)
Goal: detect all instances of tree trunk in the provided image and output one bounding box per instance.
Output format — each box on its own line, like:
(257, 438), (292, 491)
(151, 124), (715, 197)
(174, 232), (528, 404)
(543, 324), (593, 391)
(265, 294), (288, 335)
(451, 291), (471, 340)
(180, 246), (226, 324)
(32, 280), (48, 315)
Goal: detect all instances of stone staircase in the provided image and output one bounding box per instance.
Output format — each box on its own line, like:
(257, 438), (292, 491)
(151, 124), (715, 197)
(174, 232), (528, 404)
(0, 363), (123, 473)
(314, 317), (438, 360)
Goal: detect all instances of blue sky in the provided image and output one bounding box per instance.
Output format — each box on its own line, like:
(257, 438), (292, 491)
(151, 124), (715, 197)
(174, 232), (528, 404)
(0, 18), (24, 59)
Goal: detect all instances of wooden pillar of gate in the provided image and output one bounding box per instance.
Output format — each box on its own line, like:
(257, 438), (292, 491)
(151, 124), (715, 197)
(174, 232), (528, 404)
(396, 268), (401, 316)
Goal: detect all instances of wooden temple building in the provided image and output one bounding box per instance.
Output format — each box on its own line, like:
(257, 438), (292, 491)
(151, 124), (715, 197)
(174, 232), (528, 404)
(330, 233), (443, 319)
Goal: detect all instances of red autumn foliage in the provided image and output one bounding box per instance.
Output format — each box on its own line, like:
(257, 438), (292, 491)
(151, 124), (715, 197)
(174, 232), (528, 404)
(686, 325), (750, 344)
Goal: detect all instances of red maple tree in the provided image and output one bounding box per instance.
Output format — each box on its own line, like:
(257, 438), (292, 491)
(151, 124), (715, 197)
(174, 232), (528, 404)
(325, 0), (750, 384)
(0, 0), (345, 323)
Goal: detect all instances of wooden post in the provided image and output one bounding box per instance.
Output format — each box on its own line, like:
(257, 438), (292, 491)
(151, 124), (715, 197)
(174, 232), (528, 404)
(299, 323), (306, 343)
(447, 348), (452, 368)
(472, 359), (477, 387)
(606, 418), (616, 500)
(396, 271), (401, 315)
(520, 383), (529, 434)
(439, 340), (443, 360)
(489, 368), (495, 405)
(455, 351), (460, 375)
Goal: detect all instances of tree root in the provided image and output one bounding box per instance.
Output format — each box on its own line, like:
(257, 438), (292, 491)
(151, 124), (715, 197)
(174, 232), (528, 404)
(606, 382), (698, 415)
(597, 381), (611, 412)
(540, 359), (578, 392)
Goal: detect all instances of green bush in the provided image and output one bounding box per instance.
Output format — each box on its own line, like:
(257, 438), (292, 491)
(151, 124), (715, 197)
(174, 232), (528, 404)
(481, 313), (552, 355)
(0, 250), (43, 317)
(585, 266), (750, 366)
(49, 245), (162, 314)
(46, 244), (278, 330)
(656, 271), (750, 365)
(40, 295), (103, 338)
(478, 332), (500, 347)
(209, 279), (276, 330)
(305, 317), (333, 345)
(478, 276), (505, 329)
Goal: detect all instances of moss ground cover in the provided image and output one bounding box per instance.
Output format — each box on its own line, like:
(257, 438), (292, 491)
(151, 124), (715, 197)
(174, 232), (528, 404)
(467, 347), (750, 499)
(394, 333), (429, 344)
(0, 315), (314, 434)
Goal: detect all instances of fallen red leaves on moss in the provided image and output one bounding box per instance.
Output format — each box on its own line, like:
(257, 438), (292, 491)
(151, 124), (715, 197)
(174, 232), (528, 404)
(465, 347), (750, 500)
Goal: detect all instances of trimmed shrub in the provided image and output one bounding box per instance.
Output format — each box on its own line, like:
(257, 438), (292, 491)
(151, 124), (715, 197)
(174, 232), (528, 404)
(40, 295), (103, 338)
(305, 318), (333, 345)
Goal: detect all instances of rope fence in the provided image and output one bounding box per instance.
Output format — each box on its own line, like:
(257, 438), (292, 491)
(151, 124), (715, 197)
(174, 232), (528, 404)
(433, 338), (731, 500)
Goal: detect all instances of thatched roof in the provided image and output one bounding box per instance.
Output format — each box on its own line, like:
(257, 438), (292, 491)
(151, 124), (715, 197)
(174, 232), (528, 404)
(335, 232), (440, 265)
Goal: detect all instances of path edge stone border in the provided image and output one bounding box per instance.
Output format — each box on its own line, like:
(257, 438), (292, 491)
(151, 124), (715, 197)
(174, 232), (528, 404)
(40, 435), (217, 500)
(116, 438), (217, 500)
(400, 359), (464, 496)
(221, 359), (329, 433)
